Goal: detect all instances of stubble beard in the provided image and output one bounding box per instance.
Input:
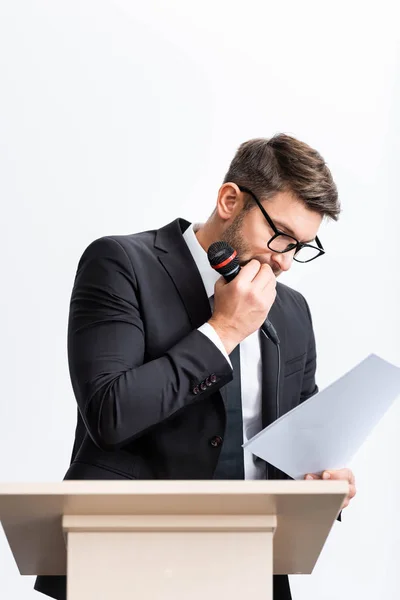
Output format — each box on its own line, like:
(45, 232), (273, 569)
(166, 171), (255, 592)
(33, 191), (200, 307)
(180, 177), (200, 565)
(220, 213), (280, 276)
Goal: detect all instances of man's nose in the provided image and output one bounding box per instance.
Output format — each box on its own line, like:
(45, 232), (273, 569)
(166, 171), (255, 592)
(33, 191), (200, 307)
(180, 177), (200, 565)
(272, 251), (293, 272)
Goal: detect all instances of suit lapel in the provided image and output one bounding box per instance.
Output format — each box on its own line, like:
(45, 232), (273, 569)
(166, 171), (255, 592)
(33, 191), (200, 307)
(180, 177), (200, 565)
(260, 286), (287, 429)
(154, 218), (212, 330)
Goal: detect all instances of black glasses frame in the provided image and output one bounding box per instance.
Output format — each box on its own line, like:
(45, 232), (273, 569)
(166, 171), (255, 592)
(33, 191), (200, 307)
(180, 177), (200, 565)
(237, 185), (325, 263)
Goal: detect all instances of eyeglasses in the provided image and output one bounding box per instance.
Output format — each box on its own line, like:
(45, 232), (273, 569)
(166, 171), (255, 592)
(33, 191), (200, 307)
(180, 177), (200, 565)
(238, 185), (325, 263)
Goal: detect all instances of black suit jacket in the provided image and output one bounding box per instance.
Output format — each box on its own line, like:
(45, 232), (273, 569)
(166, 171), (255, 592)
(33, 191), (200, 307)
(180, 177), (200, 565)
(35, 217), (321, 600)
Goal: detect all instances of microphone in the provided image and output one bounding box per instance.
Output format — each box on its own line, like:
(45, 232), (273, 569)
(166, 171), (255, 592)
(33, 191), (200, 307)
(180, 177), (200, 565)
(207, 241), (280, 346)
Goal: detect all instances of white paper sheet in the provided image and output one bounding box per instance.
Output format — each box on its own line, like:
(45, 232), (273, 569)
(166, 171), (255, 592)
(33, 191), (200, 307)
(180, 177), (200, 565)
(243, 354), (400, 480)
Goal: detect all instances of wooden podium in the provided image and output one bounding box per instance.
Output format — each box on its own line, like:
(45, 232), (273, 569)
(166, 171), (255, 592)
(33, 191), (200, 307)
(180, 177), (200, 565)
(0, 480), (347, 599)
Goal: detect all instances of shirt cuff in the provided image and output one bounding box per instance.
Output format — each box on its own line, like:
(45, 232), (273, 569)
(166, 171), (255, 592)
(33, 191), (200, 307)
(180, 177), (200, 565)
(198, 323), (233, 369)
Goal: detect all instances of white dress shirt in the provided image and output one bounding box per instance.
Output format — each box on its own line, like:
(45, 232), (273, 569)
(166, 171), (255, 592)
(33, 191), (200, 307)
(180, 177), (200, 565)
(183, 223), (266, 479)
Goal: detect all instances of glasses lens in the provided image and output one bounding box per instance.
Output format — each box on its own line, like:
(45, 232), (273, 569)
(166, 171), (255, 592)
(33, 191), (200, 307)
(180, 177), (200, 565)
(294, 245), (321, 263)
(268, 234), (298, 253)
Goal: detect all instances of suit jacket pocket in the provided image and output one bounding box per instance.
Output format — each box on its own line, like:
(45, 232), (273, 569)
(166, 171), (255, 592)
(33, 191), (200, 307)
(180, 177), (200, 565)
(284, 352), (306, 377)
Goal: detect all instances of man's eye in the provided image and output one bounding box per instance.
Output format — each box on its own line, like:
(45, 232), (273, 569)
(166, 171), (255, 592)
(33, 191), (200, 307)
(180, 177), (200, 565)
(285, 243), (297, 251)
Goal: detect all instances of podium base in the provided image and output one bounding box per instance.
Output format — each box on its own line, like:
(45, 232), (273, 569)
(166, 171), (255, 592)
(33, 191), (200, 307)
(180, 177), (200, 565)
(63, 514), (277, 600)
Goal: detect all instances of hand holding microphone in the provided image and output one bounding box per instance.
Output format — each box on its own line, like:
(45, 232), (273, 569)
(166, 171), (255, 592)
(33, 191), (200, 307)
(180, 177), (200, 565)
(207, 242), (279, 355)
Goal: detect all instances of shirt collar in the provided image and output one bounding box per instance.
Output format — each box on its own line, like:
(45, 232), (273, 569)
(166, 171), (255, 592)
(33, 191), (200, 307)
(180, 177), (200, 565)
(183, 223), (220, 299)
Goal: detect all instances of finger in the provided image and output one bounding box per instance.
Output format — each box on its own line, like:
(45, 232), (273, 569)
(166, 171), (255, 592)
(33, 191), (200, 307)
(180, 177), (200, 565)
(260, 271), (277, 294)
(253, 264), (276, 294)
(348, 483), (357, 499)
(322, 468), (354, 483)
(253, 264), (275, 292)
(237, 259), (262, 283)
(304, 473), (320, 480)
(340, 482), (357, 511)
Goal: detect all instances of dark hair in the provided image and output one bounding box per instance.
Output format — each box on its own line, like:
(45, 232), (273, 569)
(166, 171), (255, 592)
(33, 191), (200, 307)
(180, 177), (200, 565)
(223, 133), (340, 220)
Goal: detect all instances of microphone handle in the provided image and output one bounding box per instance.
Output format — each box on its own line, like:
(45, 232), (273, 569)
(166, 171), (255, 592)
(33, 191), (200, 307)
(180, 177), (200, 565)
(261, 319), (280, 346)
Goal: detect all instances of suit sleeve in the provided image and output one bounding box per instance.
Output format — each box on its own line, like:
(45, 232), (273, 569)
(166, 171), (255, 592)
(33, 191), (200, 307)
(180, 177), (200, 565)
(67, 236), (233, 451)
(301, 295), (342, 522)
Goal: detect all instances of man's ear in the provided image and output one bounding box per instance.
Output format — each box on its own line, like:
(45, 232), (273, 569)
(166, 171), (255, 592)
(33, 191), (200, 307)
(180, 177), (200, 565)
(216, 182), (242, 221)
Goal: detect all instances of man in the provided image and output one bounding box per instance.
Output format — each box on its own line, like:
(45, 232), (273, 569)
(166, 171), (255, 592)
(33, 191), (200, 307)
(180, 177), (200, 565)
(35, 133), (356, 600)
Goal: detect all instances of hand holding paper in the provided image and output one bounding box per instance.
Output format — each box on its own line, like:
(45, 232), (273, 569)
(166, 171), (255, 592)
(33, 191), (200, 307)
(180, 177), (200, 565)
(243, 354), (400, 484)
(305, 468), (357, 509)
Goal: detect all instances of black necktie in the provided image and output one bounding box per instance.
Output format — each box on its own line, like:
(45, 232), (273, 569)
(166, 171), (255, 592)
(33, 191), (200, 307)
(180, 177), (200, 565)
(212, 342), (245, 479)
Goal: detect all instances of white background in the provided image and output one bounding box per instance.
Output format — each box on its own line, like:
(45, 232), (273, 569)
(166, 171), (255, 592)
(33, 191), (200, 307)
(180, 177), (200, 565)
(0, 1), (399, 598)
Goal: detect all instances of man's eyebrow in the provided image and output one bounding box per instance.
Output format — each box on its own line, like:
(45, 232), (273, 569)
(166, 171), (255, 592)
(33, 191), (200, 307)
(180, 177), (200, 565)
(274, 220), (314, 244)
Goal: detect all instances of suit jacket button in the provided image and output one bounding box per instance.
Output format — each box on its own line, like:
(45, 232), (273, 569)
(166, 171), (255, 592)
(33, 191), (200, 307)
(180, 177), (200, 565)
(205, 377), (212, 387)
(200, 382), (207, 391)
(193, 386), (200, 395)
(210, 374), (217, 383)
(210, 436), (223, 448)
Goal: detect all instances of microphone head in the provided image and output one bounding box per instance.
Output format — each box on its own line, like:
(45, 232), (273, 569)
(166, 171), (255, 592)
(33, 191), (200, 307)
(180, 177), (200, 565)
(207, 241), (240, 279)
